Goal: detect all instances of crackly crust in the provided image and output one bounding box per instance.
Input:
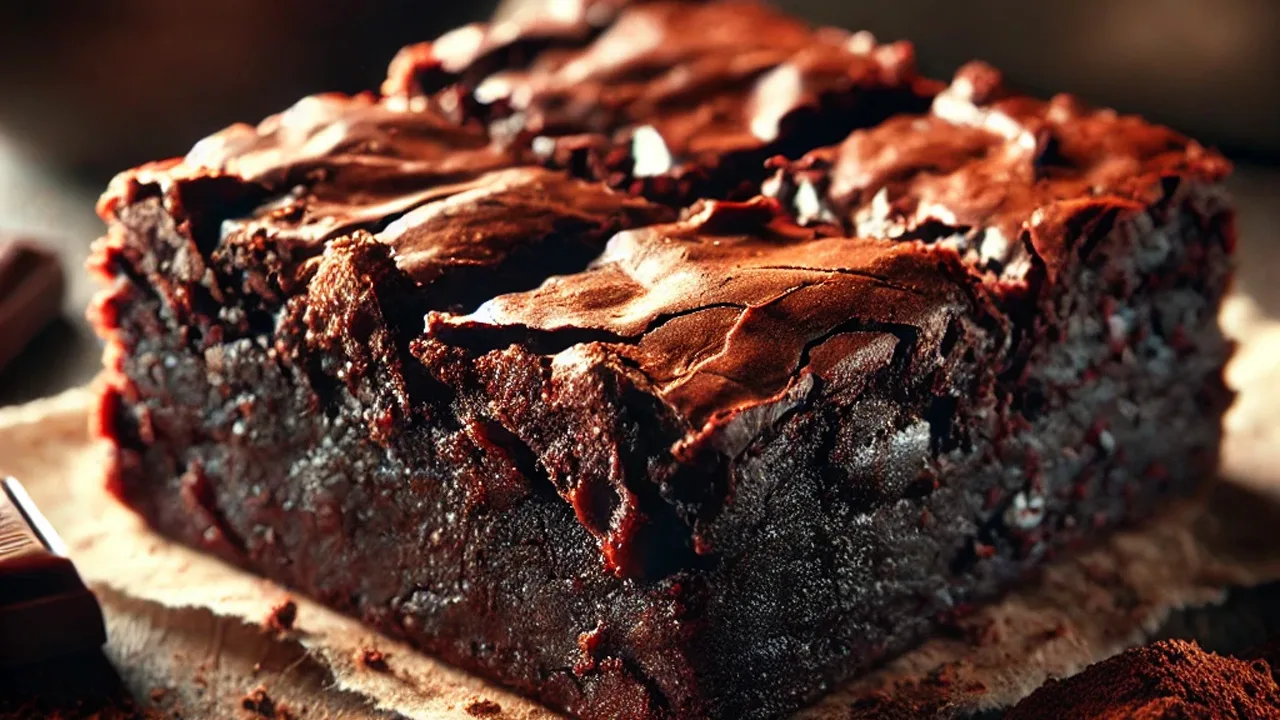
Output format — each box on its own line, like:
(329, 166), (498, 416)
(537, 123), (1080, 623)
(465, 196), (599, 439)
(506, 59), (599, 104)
(765, 60), (1232, 286)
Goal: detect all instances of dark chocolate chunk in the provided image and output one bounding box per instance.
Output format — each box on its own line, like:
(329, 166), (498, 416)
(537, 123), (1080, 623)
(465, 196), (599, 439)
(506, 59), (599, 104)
(0, 477), (107, 667)
(0, 239), (64, 372)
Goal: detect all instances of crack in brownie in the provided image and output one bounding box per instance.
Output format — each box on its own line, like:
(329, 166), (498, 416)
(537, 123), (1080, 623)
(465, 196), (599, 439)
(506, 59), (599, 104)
(89, 1), (1236, 718)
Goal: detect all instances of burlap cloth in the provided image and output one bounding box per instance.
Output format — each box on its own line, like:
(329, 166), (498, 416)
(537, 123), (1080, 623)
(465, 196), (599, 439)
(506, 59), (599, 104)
(2, 295), (1278, 719)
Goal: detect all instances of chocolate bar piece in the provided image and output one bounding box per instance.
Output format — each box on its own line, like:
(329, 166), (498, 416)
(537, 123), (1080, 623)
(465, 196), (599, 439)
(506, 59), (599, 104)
(0, 239), (65, 372)
(0, 477), (106, 667)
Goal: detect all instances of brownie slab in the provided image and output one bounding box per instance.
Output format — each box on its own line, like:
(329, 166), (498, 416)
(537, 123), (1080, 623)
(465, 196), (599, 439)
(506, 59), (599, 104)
(91, 4), (1235, 719)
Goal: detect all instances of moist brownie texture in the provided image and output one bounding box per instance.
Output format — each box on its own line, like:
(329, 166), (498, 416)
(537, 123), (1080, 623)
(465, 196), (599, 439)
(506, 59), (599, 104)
(1004, 639), (1280, 719)
(385, 0), (937, 204)
(90, 2), (1235, 718)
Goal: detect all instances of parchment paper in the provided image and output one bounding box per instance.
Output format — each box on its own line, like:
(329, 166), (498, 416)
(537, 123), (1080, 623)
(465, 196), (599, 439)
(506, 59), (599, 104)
(2, 295), (1278, 719)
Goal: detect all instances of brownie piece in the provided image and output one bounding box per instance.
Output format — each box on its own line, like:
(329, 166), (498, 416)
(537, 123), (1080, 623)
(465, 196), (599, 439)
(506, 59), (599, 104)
(91, 7), (1235, 720)
(385, 0), (937, 204)
(1004, 639), (1280, 719)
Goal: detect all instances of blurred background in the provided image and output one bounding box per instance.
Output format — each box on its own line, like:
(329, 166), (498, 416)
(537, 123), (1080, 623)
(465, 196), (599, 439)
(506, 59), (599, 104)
(0, 0), (1277, 403)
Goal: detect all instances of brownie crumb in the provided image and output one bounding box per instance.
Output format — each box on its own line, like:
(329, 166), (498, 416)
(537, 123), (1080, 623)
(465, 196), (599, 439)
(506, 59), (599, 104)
(241, 685), (292, 719)
(464, 698), (503, 716)
(358, 648), (390, 671)
(263, 599), (298, 632)
(1005, 639), (1280, 719)
(148, 687), (167, 703)
(241, 686), (274, 716)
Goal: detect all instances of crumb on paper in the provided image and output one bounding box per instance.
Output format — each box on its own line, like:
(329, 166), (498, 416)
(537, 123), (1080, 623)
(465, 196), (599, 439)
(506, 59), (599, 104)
(263, 599), (298, 632)
(358, 648), (390, 672)
(241, 685), (293, 719)
(149, 687), (168, 703)
(465, 698), (503, 716)
(241, 685), (274, 716)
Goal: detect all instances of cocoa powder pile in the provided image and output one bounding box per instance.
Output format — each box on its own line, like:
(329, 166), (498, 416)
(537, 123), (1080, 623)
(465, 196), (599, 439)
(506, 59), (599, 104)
(1004, 639), (1280, 719)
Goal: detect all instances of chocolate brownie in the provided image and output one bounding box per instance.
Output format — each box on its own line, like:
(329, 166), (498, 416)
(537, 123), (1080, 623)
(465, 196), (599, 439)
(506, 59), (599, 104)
(90, 3), (1235, 719)
(1004, 639), (1280, 719)
(385, 0), (937, 204)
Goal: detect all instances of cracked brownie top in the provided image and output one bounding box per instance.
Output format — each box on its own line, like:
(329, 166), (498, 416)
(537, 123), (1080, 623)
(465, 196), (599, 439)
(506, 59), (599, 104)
(427, 198), (971, 434)
(765, 60), (1232, 285)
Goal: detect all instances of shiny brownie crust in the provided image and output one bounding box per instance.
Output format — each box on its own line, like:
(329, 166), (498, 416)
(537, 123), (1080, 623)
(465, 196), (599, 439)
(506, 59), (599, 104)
(90, 2), (1235, 718)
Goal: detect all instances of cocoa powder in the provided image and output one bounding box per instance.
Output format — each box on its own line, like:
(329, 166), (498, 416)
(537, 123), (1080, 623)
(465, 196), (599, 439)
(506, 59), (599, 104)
(1005, 639), (1280, 719)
